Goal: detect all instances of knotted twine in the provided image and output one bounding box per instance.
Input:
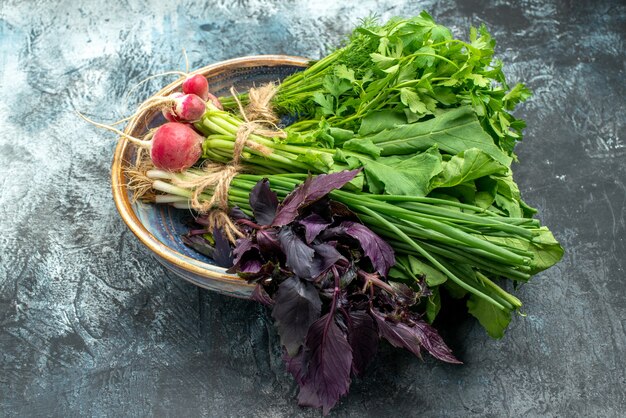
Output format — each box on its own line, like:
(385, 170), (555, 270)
(170, 83), (286, 242)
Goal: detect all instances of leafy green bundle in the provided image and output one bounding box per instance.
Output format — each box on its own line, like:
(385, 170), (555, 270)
(221, 12), (530, 156)
(147, 13), (562, 339)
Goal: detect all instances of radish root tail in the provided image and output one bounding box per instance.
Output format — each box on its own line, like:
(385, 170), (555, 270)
(126, 154), (157, 203)
(76, 111), (152, 148)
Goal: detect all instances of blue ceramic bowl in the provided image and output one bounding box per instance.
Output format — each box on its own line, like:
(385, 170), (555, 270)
(111, 56), (308, 298)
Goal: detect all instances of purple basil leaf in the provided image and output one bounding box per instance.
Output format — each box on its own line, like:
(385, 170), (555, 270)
(297, 381), (325, 413)
(389, 282), (419, 306)
(256, 229), (281, 256)
(181, 234), (215, 259)
(329, 201), (357, 221)
(306, 196), (333, 219)
(370, 309), (461, 364)
(229, 238), (264, 274)
(232, 238), (256, 266)
(312, 243), (345, 274)
(284, 349), (309, 386)
(301, 169), (361, 203)
(297, 313), (353, 415)
(347, 311), (379, 376)
(339, 221), (395, 276)
(249, 179), (279, 225)
(299, 313), (353, 414)
(300, 213), (331, 244)
(235, 261), (276, 282)
(272, 276), (322, 356)
(272, 169), (361, 227)
(340, 265), (358, 288)
(409, 315), (462, 364)
(290, 348), (349, 416)
(212, 227), (233, 268)
(251, 283), (274, 306)
(271, 181), (309, 227)
(229, 206), (251, 221)
(370, 308), (423, 360)
(278, 227), (316, 279)
(239, 258), (262, 274)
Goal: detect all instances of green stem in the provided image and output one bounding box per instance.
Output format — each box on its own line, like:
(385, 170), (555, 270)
(357, 205), (506, 310)
(332, 190), (530, 266)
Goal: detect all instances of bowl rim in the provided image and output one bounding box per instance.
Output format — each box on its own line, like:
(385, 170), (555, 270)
(111, 54), (310, 289)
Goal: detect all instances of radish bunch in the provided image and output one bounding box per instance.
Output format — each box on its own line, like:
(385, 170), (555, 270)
(161, 74), (222, 123)
(81, 72), (222, 172)
(105, 74), (218, 172)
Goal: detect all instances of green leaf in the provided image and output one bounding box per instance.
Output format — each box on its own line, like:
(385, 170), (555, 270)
(520, 198), (538, 217)
(474, 191), (494, 209)
(387, 265), (409, 282)
(362, 71), (396, 102)
(441, 77), (461, 87)
(495, 193), (523, 217)
(296, 150), (335, 172)
(358, 110), (407, 136)
(431, 87), (457, 105)
(334, 64), (356, 83)
(370, 53), (397, 70)
(426, 287), (441, 324)
(467, 293), (511, 339)
(414, 46), (436, 67)
(362, 145), (443, 196)
(528, 228), (564, 272)
(312, 92), (334, 116)
(328, 127), (355, 144)
(403, 108), (421, 124)
(382, 64), (400, 74)
(446, 182), (477, 204)
(284, 130), (318, 146)
(474, 176), (498, 209)
(467, 73), (490, 87)
(323, 75), (352, 98)
(503, 83), (532, 109)
(364, 106), (513, 166)
(377, 36), (390, 55)
(400, 88), (428, 115)
(390, 36), (404, 58)
(342, 138), (382, 158)
(420, 93), (438, 113)
(430, 148), (509, 190)
(333, 149), (361, 170)
(396, 62), (418, 83)
(407, 255), (447, 286)
(430, 24), (452, 42)
(417, 10), (436, 26)
(495, 174), (521, 200)
(482, 228), (564, 274)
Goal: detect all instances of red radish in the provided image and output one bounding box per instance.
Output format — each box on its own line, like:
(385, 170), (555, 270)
(150, 122), (203, 171)
(182, 74), (209, 101)
(162, 92), (184, 122)
(174, 93), (206, 122)
(76, 112), (204, 172)
(160, 93), (206, 123)
(181, 74), (222, 110)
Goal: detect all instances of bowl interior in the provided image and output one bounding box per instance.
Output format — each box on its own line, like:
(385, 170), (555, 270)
(112, 56), (308, 286)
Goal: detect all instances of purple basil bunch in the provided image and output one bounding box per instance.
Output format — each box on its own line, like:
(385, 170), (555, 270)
(216, 170), (460, 414)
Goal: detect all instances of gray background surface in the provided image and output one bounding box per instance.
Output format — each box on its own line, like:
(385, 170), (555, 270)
(1, 0), (625, 416)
